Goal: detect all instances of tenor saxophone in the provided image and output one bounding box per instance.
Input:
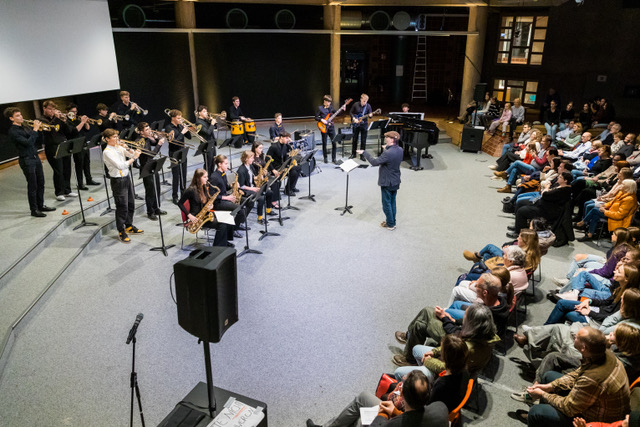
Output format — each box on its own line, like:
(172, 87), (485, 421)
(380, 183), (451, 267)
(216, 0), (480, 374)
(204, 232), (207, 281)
(187, 185), (221, 234)
(254, 155), (273, 187)
(231, 174), (245, 204)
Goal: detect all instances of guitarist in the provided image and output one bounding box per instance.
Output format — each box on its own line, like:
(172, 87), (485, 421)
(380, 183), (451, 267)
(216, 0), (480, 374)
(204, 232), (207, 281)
(315, 95), (337, 164)
(350, 93), (375, 158)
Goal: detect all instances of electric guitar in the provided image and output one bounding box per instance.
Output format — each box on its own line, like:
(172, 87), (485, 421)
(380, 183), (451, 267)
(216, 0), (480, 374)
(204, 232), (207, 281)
(352, 108), (382, 125)
(317, 98), (353, 134)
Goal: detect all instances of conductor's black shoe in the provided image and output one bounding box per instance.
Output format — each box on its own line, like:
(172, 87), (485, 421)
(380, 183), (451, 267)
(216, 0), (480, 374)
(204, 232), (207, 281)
(506, 231), (518, 239)
(156, 209), (167, 215)
(78, 186), (89, 191)
(40, 206), (56, 212)
(87, 180), (101, 185)
(233, 231), (242, 238)
(31, 210), (46, 218)
(147, 214), (158, 221)
(507, 225), (516, 231)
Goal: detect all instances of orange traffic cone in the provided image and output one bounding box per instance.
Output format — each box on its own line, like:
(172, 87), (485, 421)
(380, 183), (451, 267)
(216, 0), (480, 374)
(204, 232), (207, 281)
(87, 197), (94, 202)
(62, 210), (69, 215)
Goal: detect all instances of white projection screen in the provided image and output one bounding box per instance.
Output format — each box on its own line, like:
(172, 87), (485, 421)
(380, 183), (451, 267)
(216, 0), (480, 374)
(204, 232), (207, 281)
(0, 0), (120, 104)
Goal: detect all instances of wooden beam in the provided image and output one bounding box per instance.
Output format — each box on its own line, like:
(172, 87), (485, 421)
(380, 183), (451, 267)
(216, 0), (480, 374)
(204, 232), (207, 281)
(163, 0), (487, 6)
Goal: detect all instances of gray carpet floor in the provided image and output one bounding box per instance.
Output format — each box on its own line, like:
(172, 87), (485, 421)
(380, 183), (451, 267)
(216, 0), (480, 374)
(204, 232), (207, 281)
(0, 134), (601, 426)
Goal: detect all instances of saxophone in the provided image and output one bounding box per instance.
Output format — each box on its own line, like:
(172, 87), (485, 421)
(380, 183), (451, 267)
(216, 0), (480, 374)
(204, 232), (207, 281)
(187, 185), (220, 234)
(279, 149), (300, 181)
(254, 155), (273, 187)
(231, 173), (244, 204)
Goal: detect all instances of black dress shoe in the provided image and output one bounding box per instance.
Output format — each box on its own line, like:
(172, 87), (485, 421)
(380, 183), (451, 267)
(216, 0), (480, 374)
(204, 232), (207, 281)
(293, 188), (300, 192)
(156, 210), (167, 215)
(506, 231), (518, 239)
(172, 197), (179, 205)
(233, 231), (242, 238)
(148, 214), (158, 221)
(226, 242), (235, 248)
(78, 186), (89, 191)
(266, 210), (277, 216)
(284, 191), (296, 197)
(237, 225), (251, 231)
(40, 206), (56, 212)
(86, 180), (101, 185)
(324, 157), (328, 163)
(306, 420), (321, 427)
(507, 225), (516, 231)
(31, 210), (46, 218)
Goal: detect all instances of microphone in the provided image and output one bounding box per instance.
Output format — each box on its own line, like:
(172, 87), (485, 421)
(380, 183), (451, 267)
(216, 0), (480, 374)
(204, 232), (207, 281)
(126, 313), (143, 344)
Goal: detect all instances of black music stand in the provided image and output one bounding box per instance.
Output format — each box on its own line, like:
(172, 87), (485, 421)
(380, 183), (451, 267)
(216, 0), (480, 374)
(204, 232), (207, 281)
(333, 133), (352, 165)
(195, 141), (213, 174)
(335, 159), (367, 216)
(55, 137), (98, 230)
(219, 136), (242, 170)
(274, 160), (293, 225)
(258, 177), (280, 241)
(280, 163), (299, 213)
(371, 119), (390, 155)
(141, 157), (174, 256)
(233, 191), (262, 258)
(299, 149), (318, 202)
(171, 148), (189, 198)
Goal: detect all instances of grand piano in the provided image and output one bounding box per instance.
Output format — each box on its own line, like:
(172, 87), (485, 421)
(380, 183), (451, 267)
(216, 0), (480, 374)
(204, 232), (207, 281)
(388, 114), (439, 171)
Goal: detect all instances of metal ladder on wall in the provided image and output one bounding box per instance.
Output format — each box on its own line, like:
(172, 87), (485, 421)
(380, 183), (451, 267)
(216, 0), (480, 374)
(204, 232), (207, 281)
(411, 35), (427, 102)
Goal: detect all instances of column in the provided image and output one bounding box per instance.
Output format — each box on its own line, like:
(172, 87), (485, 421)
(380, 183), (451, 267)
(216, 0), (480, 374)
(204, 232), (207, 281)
(324, 5), (341, 105)
(459, 6), (488, 116)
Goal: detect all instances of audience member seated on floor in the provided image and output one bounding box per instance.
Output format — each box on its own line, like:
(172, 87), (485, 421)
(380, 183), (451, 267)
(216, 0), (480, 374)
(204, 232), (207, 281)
(392, 287), (502, 367)
(513, 326), (630, 427)
(305, 370), (449, 427)
(573, 411), (640, 427)
(577, 179), (638, 242)
(553, 247), (640, 302)
(495, 136), (553, 194)
(546, 264), (639, 324)
(392, 334), (472, 410)
(510, 171), (573, 237)
(493, 130), (543, 172)
(560, 101), (576, 130)
(487, 102), (512, 136)
(612, 133), (626, 154)
(394, 304), (498, 382)
(571, 161), (630, 220)
(449, 248), (526, 306)
(617, 134), (638, 159)
(560, 132), (593, 161)
(556, 122), (583, 149)
(464, 228), (541, 276)
(553, 230), (637, 288)
(573, 145), (613, 179)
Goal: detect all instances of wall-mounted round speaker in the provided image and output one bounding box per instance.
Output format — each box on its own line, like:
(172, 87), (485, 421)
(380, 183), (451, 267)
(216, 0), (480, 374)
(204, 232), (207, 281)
(275, 9), (296, 30)
(392, 11), (411, 31)
(369, 10), (390, 31)
(122, 4), (146, 28)
(226, 8), (248, 29)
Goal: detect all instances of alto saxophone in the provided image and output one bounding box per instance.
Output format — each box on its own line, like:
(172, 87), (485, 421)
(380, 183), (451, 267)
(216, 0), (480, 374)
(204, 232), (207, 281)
(254, 155), (273, 187)
(187, 185), (221, 234)
(231, 173), (244, 204)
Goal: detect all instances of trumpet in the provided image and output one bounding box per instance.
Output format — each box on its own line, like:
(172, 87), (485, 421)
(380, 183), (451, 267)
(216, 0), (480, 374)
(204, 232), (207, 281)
(112, 113), (130, 122)
(23, 119), (59, 132)
(66, 112), (102, 126)
(118, 138), (178, 165)
(132, 102), (148, 115)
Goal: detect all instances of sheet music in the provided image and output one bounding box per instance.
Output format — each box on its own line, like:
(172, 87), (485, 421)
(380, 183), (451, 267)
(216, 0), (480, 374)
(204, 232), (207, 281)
(359, 406), (380, 425)
(207, 397), (265, 427)
(340, 159), (360, 173)
(215, 211), (236, 225)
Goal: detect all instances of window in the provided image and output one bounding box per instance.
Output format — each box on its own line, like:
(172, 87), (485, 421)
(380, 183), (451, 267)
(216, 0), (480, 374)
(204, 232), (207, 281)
(493, 79), (538, 106)
(497, 15), (547, 66)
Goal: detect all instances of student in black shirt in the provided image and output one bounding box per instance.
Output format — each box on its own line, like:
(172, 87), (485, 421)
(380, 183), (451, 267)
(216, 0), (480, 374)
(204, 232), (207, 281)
(66, 103), (94, 189)
(349, 93), (374, 157)
(208, 154), (248, 236)
(267, 131), (300, 197)
(195, 105), (217, 174)
(315, 95), (337, 163)
(269, 113), (286, 141)
(237, 150), (274, 224)
(165, 109), (192, 204)
(111, 90), (141, 129)
(228, 96), (254, 145)
(4, 107), (56, 217)
(135, 122), (167, 220)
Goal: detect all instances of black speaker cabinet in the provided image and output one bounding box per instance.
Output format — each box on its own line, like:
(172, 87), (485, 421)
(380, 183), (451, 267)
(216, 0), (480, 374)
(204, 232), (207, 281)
(460, 126), (484, 153)
(174, 247), (238, 343)
(294, 129), (315, 150)
(473, 83), (488, 103)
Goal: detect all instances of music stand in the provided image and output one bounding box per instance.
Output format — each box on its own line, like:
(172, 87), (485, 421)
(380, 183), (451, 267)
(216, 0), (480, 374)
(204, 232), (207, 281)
(333, 133), (352, 165)
(233, 191), (262, 258)
(94, 135), (115, 216)
(370, 119), (389, 155)
(258, 177), (280, 241)
(55, 137), (98, 230)
(299, 149), (318, 202)
(171, 147), (189, 198)
(219, 136), (242, 170)
(335, 159), (367, 216)
(141, 157), (174, 256)
(274, 160), (293, 226)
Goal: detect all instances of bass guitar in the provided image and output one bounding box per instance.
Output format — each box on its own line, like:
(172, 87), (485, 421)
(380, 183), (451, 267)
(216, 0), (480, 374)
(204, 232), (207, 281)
(352, 108), (382, 125)
(317, 98), (353, 134)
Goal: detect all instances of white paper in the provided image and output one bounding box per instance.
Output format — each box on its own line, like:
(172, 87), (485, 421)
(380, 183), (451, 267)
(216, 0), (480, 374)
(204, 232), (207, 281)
(215, 211), (236, 226)
(340, 159), (360, 173)
(359, 406), (380, 425)
(207, 397), (265, 427)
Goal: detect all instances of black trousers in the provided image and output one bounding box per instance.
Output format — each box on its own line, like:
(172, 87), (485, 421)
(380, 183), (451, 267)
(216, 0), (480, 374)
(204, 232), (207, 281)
(142, 173), (160, 215)
(284, 166), (300, 193)
(213, 199), (246, 229)
(205, 147), (216, 174)
(171, 162), (187, 199)
(111, 175), (135, 232)
(352, 126), (368, 154)
(320, 127), (336, 161)
(202, 221), (232, 246)
(242, 189), (271, 216)
(44, 144), (66, 196)
(19, 159), (45, 213)
(73, 149), (93, 186)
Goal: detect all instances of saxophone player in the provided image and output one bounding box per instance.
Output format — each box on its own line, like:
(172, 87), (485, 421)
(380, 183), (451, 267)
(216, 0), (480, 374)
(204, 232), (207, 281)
(178, 169), (233, 247)
(237, 150), (275, 224)
(208, 155), (249, 238)
(266, 131), (300, 197)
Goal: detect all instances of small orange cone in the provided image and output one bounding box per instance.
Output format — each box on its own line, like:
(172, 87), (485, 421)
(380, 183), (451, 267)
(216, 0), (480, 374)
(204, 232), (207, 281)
(87, 197), (94, 202)
(62, 210), (69, 215)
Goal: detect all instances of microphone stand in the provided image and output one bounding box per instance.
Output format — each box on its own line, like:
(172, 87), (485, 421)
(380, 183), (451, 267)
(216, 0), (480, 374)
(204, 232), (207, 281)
(127, 316), (145, 427)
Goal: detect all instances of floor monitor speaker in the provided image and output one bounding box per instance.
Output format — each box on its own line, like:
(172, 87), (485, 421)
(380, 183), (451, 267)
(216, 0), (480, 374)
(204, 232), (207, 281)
(174, 247), (238, 343)
(460, 126), (484, 153)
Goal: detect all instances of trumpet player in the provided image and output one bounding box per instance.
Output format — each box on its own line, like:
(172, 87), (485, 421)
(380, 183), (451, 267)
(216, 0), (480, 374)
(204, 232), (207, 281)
(136, 122), (167, 221)
(39, 100), (76, 201)
(195, 105), (217, 173)
(178, 169), (234, 247)
(67, 104), (100, 189)
(112, 91), (139, 128)
(96, 103), (116, 132)
(4, 107), (56, 217)
(102, 128), (143, 243)
(165, 109), (191, 204)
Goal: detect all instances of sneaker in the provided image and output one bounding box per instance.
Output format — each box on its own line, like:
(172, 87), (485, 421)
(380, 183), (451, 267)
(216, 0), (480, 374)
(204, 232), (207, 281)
(553, 277), (570, 287)
(557, 289), (580, 301)
(119, 232), (131, 243)
(395, 331), (407, 344)
(510, 391), (534, 405)
(56, 195), (66, 201)
(66, 192), (78, 197)
(125, 225), (144, 234)
(386, 225), (396, 231)
(521, 324), (532, 333)
(488, 165), (497, 170)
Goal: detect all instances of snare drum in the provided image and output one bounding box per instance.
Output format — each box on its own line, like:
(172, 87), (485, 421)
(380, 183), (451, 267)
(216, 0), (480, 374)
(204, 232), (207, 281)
(243, 120), (256, 133)
(230, 121), (244, 136)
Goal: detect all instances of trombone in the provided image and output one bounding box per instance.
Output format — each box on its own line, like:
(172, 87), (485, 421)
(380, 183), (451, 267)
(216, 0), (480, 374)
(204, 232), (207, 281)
(132, 102), (148, 115)
(151, 130), (175, 142)
(23, 119), (59, 132)
(164, 109), (206, 144)
(118, 138), (177, 165)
